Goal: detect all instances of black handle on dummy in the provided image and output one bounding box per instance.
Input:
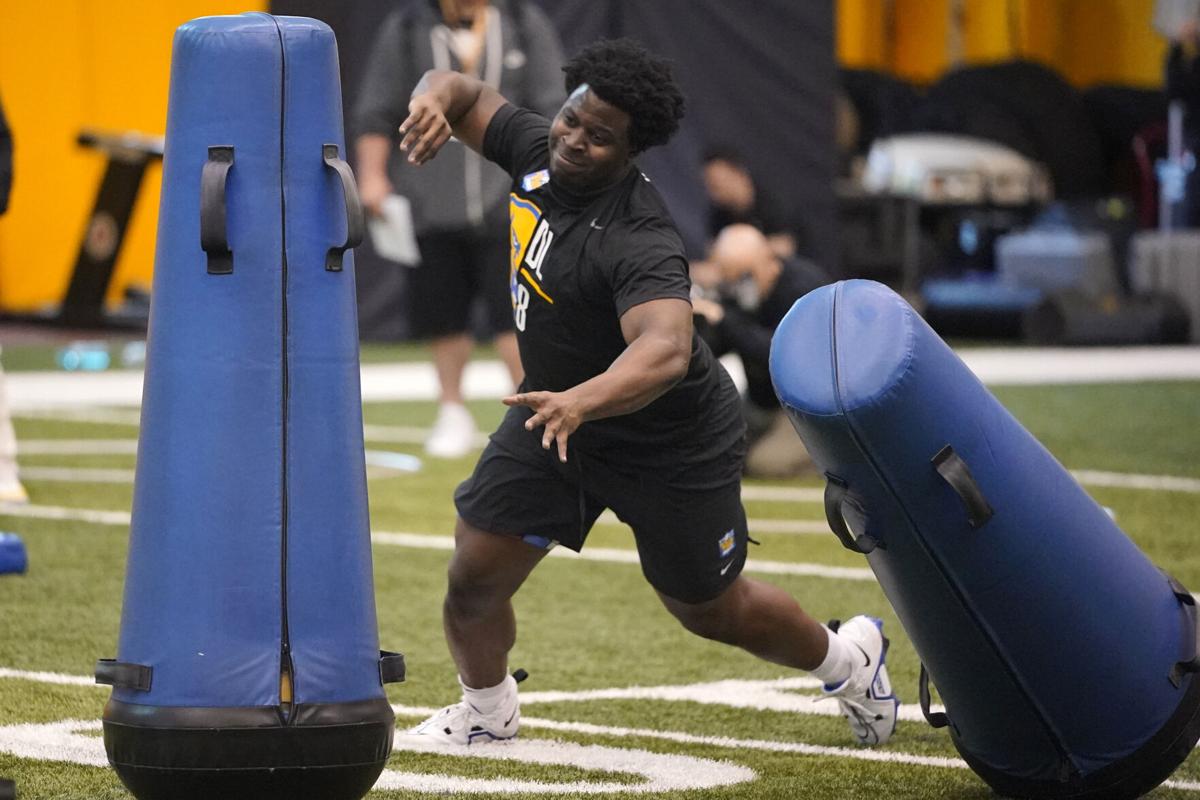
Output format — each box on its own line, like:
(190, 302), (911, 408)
(379, 650), (406, 684)
(323, 143), (365, 272)
(1168, 574), (1200, 688)
(931, 445), (994, 529)
(200, 146), (234, 275)
(95, 658), (153, 692)
(919, 663), (950, 729)
(823, 475), (878, 554)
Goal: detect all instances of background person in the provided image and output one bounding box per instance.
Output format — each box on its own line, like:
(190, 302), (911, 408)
(701, 145), (805, 259)
(1165, 11), (1200, 226)
(0, 93), (27, 504)
(692, 224), (830, 478)
(394, 38), (898, 750)
(354, 0), (565, 457)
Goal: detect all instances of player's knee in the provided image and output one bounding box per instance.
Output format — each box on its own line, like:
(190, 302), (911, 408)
(665, 595), (739, 644)
(446, 520), (545, 619)
(444, 545), (524, 620)
(444, 559), (501, 619)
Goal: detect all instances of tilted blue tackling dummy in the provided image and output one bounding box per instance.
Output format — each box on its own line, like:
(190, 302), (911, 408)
(95, 15), (404, 800)
(770, 280), (1200, 799)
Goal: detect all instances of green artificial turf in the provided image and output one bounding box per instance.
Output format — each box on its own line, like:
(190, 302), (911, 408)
(0, 380), (1198, 798)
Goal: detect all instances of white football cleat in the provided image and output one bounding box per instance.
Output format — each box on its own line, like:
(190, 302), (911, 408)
(405, 693), (519, 746)
(819, 615), (899, 746)
(425, 402), (478, 459)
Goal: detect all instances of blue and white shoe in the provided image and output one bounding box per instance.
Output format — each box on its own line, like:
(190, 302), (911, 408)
(820, 615), (899, 746)
(406, 692), (519, 746)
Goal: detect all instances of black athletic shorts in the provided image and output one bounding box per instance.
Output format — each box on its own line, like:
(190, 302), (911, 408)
(454, 405), (750, 604)
(409, 224), (514, 339)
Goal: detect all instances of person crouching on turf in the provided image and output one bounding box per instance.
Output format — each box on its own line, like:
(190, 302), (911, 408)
(397, 38), (899, 747)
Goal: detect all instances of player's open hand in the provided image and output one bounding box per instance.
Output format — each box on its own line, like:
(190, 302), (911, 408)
(504, 390), (584, 463)
(399, 95), (452, 166)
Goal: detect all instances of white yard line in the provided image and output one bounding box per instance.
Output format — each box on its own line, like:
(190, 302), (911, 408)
(16, 439), (138, 455)
(957, 346), (1200, 385)
(741, 486), (825, 502)
(6, 372), (144, 410)
(0, 503), (130, 525)
(371, 531), (876, 581)
(595, 510), (830, 535)
(0, 505), (871, 580)
(363, 424), (490, 448)
(7, 347), (1200, 412)
(381, 735), (756, 793)
(1070, 470), (1200, 493)
(744, 519), (831, 534)
(18, 467), (134, 483)
(13, 408), (141, 426)
(395, 704), (964, 770)
(10, 459), (1200, 497)
(0, 668), (96, 687)
(516, 676), (946, 724)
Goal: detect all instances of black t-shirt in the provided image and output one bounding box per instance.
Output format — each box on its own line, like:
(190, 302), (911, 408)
(482, 104), (744, 475)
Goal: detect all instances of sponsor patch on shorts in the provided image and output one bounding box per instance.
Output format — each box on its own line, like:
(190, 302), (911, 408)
(717, 529), (736, 558)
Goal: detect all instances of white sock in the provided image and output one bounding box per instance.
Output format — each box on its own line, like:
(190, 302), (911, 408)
(459, 674), (517, 715)
(810, 625), (855, 688)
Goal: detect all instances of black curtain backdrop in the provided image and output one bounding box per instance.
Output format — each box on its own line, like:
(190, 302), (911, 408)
(271, 0), (835, 340)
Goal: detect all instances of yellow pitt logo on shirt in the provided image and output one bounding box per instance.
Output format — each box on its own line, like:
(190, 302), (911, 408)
(509, 188), (555, 331)
(509, 192), (543, 281)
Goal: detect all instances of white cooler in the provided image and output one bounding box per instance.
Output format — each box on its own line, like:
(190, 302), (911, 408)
(994, 230), (1118, 299)
(1130, 231), (1200, 342)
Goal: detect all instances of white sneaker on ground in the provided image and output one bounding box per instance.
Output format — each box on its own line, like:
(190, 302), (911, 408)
(425, 402), (477, 459)
(819, 615), (899, 746)
(405, 693), (520, 746)
(0, 479), (28, 505)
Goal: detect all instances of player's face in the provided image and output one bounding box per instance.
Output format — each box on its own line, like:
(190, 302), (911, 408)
(548, 84), (632, 192)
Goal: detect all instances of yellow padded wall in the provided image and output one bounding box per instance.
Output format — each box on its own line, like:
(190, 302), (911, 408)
(1059, 0), (1168, 88)
(837, 0), (889, 70)
(837, 0), (1168, 89)
(0, 1), (266, 313)
(892, 0), (952, 83)
(962, 0), (1014, 64)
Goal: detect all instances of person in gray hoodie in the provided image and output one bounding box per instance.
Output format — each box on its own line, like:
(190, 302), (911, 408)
(355, 0), (564, 457)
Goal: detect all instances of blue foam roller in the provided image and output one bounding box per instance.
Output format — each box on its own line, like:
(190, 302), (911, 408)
(769, 279), (1200, 798)
(96, 15), (403, 800)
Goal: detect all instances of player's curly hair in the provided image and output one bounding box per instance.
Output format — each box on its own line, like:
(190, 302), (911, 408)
(562, 38), (686, 155)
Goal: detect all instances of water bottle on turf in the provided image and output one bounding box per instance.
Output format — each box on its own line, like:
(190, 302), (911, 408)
(0, 532), (27, 575)
(56, 341), (111, 371)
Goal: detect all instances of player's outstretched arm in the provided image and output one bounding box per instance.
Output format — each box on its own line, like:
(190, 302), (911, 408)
(504, 298), (693, 462)
(399, 70), (508, 165)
